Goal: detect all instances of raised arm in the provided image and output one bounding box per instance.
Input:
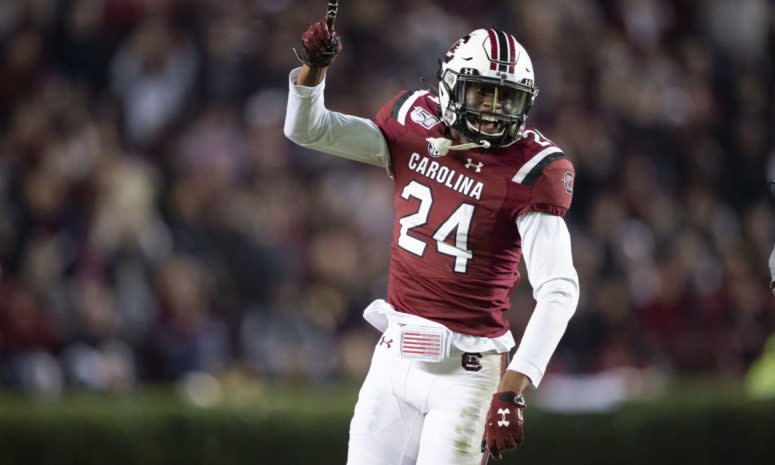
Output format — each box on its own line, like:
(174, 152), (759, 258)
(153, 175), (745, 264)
(296, 65), (328, 87)
(283, 17), (389, 169)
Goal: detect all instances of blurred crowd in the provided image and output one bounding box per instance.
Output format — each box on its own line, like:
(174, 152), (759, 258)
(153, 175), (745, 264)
(0, 0), (773, 395)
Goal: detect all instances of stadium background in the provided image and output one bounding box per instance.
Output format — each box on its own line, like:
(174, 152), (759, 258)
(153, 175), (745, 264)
(0, 0), (773, 463)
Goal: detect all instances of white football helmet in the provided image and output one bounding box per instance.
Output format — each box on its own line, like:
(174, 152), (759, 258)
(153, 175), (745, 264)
(438, 29), (538, 148)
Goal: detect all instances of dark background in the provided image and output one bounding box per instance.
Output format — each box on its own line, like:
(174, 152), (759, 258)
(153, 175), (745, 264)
(0, 0), (773, 421)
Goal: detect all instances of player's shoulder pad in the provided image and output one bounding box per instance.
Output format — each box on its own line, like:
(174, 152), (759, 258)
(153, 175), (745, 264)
(509, 129), (563, 185)
(376, 89), (439, 137)
(510, 129), (574, 215)
(528, 156), (574, 214)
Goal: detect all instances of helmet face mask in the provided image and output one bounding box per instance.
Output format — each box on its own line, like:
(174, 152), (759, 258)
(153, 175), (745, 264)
(438, 29), (538, 149)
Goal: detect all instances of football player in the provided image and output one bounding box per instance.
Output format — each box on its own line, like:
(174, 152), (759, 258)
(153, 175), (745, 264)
(285, 15), (579, 465)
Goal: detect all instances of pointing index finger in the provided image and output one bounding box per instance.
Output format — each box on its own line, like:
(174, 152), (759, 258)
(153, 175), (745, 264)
(326, 0), (339, 29)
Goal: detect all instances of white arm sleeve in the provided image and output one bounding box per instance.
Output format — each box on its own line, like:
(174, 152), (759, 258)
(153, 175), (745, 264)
(283, 67), (390, 169)
(508, 211), (580, 388)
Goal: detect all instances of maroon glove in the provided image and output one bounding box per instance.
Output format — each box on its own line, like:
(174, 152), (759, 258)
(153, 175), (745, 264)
(294, 16), (342, 68)
(482, 391), (526, 460)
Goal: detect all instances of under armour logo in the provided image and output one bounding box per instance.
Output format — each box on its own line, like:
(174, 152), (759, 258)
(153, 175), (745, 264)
(465, 158), (483, 172)
(379, 336), (393, 348)
(497, 408), (510, 427)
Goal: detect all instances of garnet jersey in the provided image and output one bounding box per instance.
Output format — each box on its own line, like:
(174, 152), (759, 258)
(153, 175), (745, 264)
(375, 89), (574, 338)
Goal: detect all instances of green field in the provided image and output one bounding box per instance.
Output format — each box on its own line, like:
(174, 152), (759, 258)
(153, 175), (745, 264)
(0, 380), (773, 465)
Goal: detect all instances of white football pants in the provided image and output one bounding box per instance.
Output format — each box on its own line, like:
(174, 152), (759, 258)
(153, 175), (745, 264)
(347, 322), (506, 465)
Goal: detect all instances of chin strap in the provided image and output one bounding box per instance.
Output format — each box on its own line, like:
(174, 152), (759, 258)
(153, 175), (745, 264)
(426, 137), (491, 156)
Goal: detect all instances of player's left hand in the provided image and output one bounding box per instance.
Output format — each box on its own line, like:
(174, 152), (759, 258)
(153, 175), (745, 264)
(482, 391), (525, 460)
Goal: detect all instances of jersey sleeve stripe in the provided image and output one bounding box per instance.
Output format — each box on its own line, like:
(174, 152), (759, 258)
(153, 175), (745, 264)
(511, 146), (564, 184)
(390, 90), (413, 121)
(391, 89), (429, 126)
(520, 152), (567, 186)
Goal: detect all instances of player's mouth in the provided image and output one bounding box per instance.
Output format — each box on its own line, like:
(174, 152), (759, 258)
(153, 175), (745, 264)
(466, 114), (506, 136)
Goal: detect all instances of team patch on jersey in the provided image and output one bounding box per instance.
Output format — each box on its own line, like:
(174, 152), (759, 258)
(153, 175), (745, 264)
(411, 106), (441, 129)
(563, 171), (574, 194)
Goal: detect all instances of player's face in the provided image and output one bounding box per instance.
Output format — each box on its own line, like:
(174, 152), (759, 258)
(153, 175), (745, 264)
(464, 82), (528, 136)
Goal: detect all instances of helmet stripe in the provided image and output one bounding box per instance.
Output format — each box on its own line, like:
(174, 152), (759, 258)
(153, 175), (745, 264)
(508, 34), (517, 74)
(495, 30), (509, 73)
(487, 29), (498, 70)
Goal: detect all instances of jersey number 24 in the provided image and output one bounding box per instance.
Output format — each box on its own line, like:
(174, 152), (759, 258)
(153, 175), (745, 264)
(397, 180), (475, 273)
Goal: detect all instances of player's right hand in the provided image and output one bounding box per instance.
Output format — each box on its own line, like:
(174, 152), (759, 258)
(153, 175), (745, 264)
(296, 16), (342, 68)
